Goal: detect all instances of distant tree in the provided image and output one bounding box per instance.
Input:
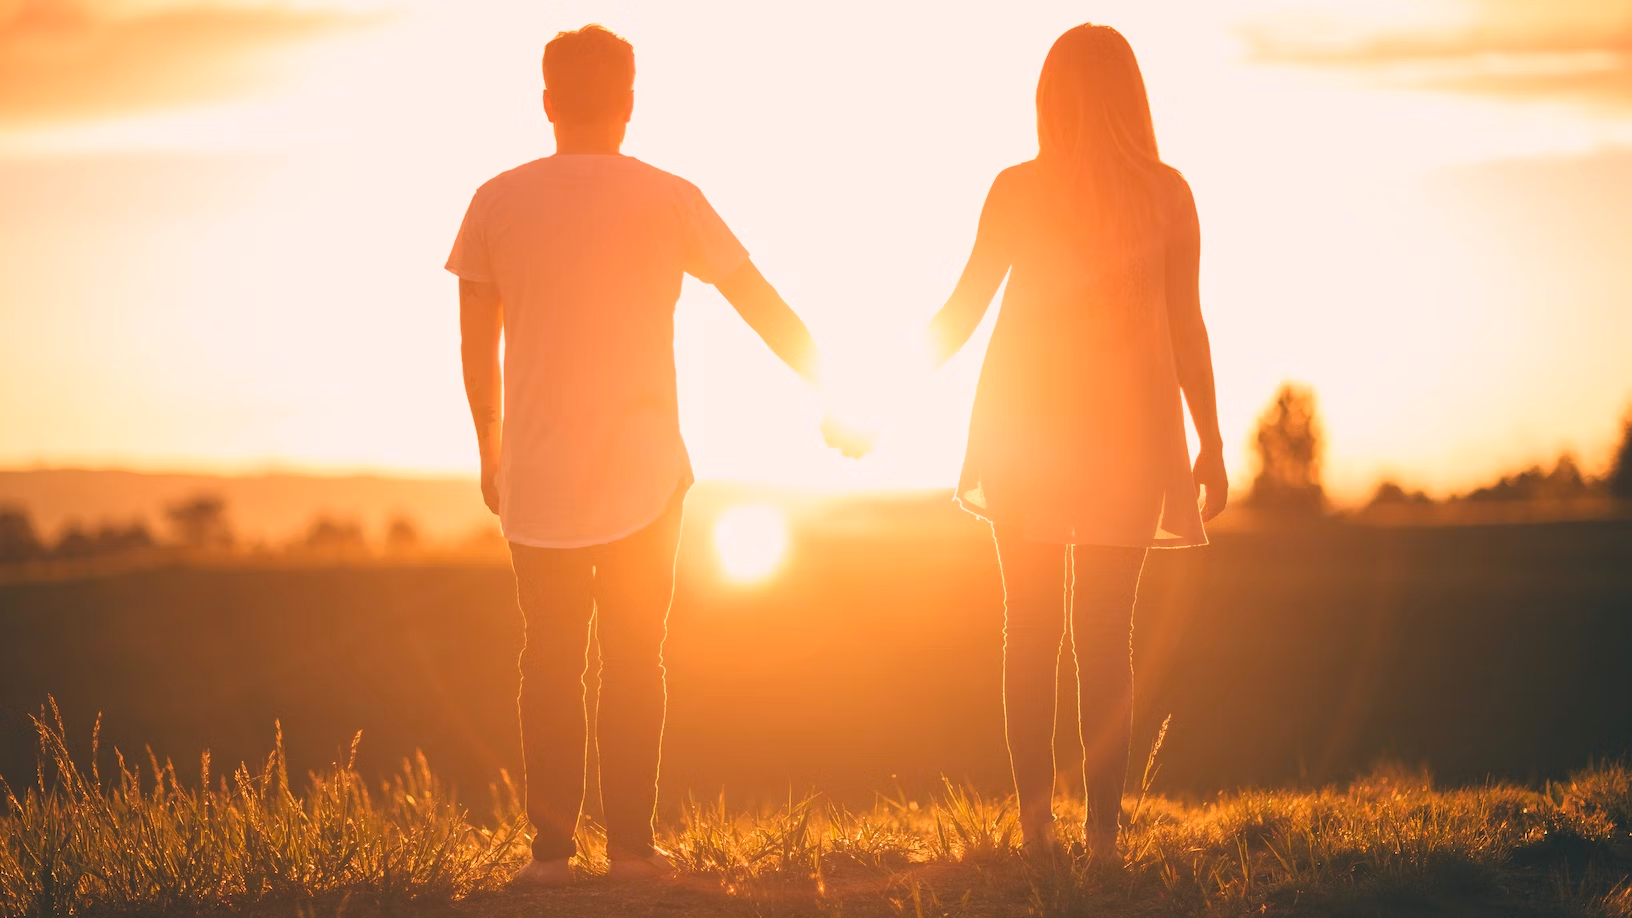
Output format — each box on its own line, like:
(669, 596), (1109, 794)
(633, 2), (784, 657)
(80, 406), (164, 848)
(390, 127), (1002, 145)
(1368, 481), (1432, 508)
(1549, 455), (1589, 498)
(165, 494), (233, 550)
(1247, 382), (1326, 516)
(0, 504), (44, 563)
(1611, 409), (1632, 501)
(384, 516), (421, 555)
(303, 516), (368, 556)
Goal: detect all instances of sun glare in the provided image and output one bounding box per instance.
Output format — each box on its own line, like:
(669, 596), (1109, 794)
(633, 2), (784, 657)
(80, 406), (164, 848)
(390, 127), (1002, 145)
(713, 505), (789, 582)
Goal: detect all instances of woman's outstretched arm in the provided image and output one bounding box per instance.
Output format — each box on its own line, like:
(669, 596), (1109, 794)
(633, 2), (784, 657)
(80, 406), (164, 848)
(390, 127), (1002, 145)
(1167, 177), (1229, 521)
(928, 173), (1017, 367)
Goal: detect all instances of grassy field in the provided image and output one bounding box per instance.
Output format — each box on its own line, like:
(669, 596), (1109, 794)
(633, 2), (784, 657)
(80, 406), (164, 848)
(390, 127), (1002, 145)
(3, 707), (1631, 917)
(3, 509), (1631, 804)
(3, 502), (1631, 915)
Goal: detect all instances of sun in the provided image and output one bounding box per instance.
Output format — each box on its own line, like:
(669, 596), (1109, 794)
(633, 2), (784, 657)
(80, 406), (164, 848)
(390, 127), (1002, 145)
(713, 505), (789, 582)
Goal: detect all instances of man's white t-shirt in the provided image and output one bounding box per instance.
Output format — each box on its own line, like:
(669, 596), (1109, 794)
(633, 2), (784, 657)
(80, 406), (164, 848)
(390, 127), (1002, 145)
(446, 154), (749, 548)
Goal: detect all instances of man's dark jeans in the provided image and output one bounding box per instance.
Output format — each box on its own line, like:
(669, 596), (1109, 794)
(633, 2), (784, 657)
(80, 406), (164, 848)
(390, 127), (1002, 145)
(508, 488), (685, 862)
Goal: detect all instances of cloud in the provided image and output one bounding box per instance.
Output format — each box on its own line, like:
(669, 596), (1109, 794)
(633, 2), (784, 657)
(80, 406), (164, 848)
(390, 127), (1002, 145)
(0, 1), (376, 125)
(1242, 0), (1632, 107)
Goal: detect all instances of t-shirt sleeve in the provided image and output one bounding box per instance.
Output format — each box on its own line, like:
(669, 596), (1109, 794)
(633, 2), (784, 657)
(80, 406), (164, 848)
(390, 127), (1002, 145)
(676, 179), (750, 284)
(445, 184), (494, 283)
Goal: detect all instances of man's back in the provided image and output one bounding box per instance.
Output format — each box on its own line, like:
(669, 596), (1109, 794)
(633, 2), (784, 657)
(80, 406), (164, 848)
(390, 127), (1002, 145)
(452, 24), (827, 886)
(448, 154), (747, 548)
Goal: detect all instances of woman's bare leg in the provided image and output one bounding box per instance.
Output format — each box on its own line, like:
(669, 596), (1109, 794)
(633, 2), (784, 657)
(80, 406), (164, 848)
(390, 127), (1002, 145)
(1069, 545), (1147, 851)
(992, 526), (1071, 845)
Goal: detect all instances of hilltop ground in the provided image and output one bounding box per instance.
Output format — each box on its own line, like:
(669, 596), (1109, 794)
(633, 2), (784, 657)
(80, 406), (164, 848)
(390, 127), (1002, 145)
(3, 712), (1631, 917)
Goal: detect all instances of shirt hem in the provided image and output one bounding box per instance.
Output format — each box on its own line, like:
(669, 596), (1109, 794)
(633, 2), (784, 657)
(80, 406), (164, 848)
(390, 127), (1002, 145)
(502, 510), (669, 550)
(502, 478), (692, 549)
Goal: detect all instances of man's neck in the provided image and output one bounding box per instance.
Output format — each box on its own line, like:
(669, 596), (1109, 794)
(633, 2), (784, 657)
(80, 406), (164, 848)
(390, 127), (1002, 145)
(552, 120), (625, 155)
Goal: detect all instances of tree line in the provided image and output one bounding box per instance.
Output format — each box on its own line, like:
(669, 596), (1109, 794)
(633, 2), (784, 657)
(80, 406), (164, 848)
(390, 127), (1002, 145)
(0, 494), (427, 566)
(1246, 383), (1632, 516)
(4, 385), (1630, 562)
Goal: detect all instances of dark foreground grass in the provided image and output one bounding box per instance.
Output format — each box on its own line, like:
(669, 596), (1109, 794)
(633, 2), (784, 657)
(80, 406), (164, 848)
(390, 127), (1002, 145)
(3, 705), (1630, 918)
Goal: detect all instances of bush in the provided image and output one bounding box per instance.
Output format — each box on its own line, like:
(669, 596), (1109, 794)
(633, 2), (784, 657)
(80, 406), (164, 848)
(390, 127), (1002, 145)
(0, 506), (44, 564)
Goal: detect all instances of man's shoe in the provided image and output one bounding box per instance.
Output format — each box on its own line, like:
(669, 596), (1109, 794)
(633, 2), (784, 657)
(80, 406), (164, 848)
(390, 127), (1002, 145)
(607, 848), (677, 881)
(511, 857), (573, 888)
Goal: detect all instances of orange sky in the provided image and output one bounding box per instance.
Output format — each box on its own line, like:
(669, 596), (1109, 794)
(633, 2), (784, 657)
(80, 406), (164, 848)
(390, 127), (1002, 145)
(2, 0), (1631, 503)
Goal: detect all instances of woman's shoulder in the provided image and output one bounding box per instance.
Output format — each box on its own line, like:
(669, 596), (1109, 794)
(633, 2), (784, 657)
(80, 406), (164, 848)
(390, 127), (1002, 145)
(1151, 164), (1192, 205)
(1155, 166), (1198, 234)
(993, 159), (1041, 190)
(983, 160), (1043, 215)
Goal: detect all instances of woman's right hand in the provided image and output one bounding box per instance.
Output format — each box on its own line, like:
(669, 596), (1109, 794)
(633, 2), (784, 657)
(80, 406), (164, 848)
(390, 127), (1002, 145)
(1193, 448), (1229, 521)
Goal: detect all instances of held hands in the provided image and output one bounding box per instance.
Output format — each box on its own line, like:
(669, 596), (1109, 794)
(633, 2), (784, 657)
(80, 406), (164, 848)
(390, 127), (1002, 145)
(1193, 447), (1229, 522)
(821, 413), (878, 459)
(813, 334), (936, 461)
(818, 377), (883, 460)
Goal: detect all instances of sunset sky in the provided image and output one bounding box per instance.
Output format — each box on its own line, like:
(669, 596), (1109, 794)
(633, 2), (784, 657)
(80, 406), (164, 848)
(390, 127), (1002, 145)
(2, 0), (1630, 503)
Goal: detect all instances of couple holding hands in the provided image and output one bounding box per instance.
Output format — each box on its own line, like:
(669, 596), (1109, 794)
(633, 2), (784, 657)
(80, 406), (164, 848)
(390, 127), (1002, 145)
(447, 22), (1228, 885)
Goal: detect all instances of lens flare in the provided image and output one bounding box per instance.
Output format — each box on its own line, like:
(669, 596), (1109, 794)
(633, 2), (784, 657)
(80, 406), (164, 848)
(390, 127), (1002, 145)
(713, 505), (789, 582)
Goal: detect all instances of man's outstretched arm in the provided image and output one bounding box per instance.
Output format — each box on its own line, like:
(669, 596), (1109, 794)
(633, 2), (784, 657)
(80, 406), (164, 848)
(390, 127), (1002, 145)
(459, 278), (504, 514)
(714, 260), (820, 386)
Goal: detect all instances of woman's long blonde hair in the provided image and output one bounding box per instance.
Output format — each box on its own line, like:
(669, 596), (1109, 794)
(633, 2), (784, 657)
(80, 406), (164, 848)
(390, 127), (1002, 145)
(1035, 25), (1176, 247)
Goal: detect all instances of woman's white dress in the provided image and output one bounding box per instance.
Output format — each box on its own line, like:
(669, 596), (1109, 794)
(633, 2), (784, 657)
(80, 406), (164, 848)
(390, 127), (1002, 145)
(955, 161), (1207, 548)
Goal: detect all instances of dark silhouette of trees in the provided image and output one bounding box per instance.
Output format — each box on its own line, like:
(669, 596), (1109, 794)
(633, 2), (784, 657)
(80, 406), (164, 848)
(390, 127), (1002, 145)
(4, 506), (156, 564)
(0, 504), (44, 563)
(93, 522), (155, 555)
(385, 516), (420, 555)
(53, 524), (97, 559)
(1247, 382), (1326, 516)
(1462, 454), (1597, 502)
(1610, 408), (1632, 501)
(303, 516), (367, 556)
(1368, 481), (1432, 508)
(165, 494), (233, 550)
(52, 521), (157, 560)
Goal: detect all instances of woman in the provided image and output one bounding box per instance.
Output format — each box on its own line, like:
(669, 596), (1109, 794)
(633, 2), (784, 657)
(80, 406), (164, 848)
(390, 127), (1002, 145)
(926, 24), (1228, 854)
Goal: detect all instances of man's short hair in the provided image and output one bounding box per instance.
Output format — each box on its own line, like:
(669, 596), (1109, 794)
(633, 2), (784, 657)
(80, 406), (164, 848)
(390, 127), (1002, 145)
(543, 25), (635, 123)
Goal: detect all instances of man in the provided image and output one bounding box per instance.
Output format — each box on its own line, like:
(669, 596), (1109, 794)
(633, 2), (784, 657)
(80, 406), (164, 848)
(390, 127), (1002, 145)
(446, 24), (823, 885)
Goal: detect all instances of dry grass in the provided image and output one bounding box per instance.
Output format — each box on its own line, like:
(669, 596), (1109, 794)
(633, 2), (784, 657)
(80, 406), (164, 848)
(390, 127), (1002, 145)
(3, 703), (1630, 917)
